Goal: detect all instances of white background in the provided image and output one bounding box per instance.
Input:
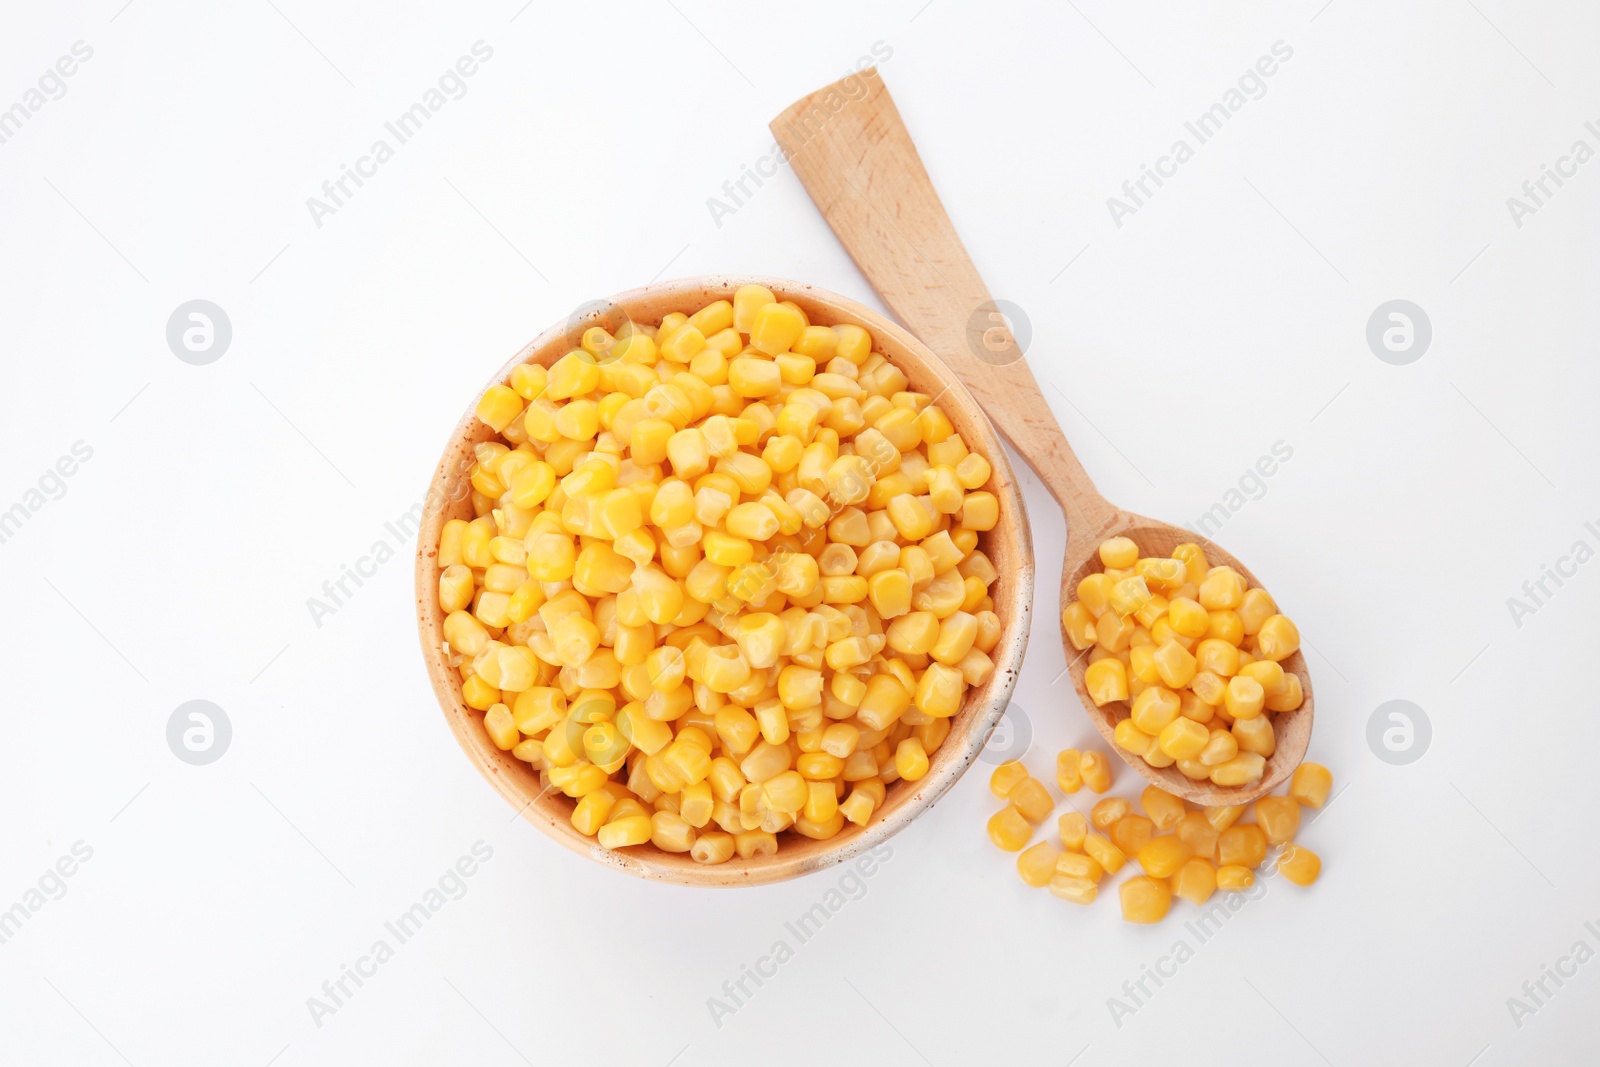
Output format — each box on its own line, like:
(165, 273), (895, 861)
(2, 1), (1597, 1064)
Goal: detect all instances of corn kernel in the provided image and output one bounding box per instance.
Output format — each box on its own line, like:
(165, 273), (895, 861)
(991, 760), (1028, 799)
(1010, 777), (1053, 824)
(1110, 814), (1154, 858)
(1209, 752), (1266, 787)
(1058, 811), (1088, 851)
(988, 806), (1032, 851)
(1256, 614), (1301, 661)
(1177, 811), (1219, 860)
(1289, 762), (1332, 808)
(1277, 844), (1322, 886)
(1254, 795), (1301, 845)
(1099, 537), (1138, 569)
(1141, 786), (1186, 833)
(1080, 751), (1113, 793)
(1084, 659), (1129, 706)
(1084, 834), (1125, 874)
(1172, 858), (1217, 904)
(1017, 841), (1060, 887)
(1055, 750), (1083, 794)
(1119, 876), (1172, 923)
(1216, 865), (1255, 892)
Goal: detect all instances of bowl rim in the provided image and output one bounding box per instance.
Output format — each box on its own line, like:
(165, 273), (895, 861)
(415, 274), (1035, 886)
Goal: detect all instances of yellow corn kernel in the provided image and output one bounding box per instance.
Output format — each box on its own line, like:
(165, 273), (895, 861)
(1118, 875), (1171, 923)
(1056, 812), (1088, 852)
(1097, 537), (1138, 568)
(1265, 672), (1304, 713)
(1152, 639), (1197, 689)
(1084, 834), (1125, 874)
(1232, 715), (1275, 758)
(761, 770), (809, 814)
(990, 759), (1028, 799)
(1009, 777), (1053, 824)
(796, 752), (844, 780)
(1175, 810), (1218, 860)
(596, 814), (653, 849)
(954, 451), (990, 490)
(1060, 602), (1096, 651)
(1203, 807), (1243, 835)
(1076, 573), (1113, 618)
(733, 829), (778, 859)
(1108, 815), (1153, 859)
(1199, 729), (1239, 767)
(691, 831), (735, 865)
(1050, 851), (1102, 887)
(1198, 566), (1247, 611)
(775, 664), (822, 710)
(701, 645), (753, 693)
(914, 662), (964, 718)
(987, 806), (1032, 851)
(1113, 719), (1153, 758)
(1048, 873), (1098, 905)
(1277, 844), (1322, 886)
(1084, 659), (1129, 707)
(476, 385), (524, 432)
(1015, 841), (1060, 887)
(895, 738), (930, 781)
(546, 350), (601, 400)
(1254, 795), (1301, 845)
(1157, 717), (1209, 760)
(1159, 859), (1213, 908)
(1080, 750), (1113, 794)
(570, 790), (616, 836)
(1135, 557), (1185, 592)
(1209, 752), (1266, 787)
(1136, 834), (1192, 879)
(1165, 597), (1208, 641)
(1054, 749), (1083, 794)
(438, 565), (475, 613)
(1187, 671), (1225, 708)
(1256, 614), (1301, 662)
(1289, 762), (1333, 808)
(1216, 865), (1255, 892)
(1090, 797), (1131, 832)
(1108, 575), (1153, 618)
(797, 780), (836, 824)
(1232, 585), (1275, 634)
(1205, 610), (1244, 647)
(1139, 786), (1186, 834)
(482, 702), (518, 750)
(1095, 611), (1136, 654)
(930, 611), (978, 666)
(840, 783), (882, 826)
(1238, 659), (1286, 700)
(739, 740), (792, 784)
(1223, 675), (1266, 721)
(1217, 823), (1267, 868)
(1131, 687), (1180, 736)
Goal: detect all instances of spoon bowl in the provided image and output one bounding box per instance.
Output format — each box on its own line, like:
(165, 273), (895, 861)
(773, 70), (1312, 805)
(1058, 514), (1313, 805)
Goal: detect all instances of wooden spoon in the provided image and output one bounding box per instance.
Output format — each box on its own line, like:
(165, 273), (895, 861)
(772, 72), (1312, 805)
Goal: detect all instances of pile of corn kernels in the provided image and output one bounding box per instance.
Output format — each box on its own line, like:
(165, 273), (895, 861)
(436, 285), (1005, 862)
(989, 748), (1328, 921)
(1062, 537), (1305, 789)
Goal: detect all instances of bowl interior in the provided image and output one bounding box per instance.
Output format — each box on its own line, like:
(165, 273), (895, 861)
(416, 276), (1034, 885)
(1059, 521), (1313, 803)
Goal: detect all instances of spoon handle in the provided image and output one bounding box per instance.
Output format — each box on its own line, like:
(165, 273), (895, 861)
(771, 70), (1118, 551)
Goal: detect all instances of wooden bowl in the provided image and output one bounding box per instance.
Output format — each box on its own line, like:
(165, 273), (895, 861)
(415, 275), (1034, 886)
